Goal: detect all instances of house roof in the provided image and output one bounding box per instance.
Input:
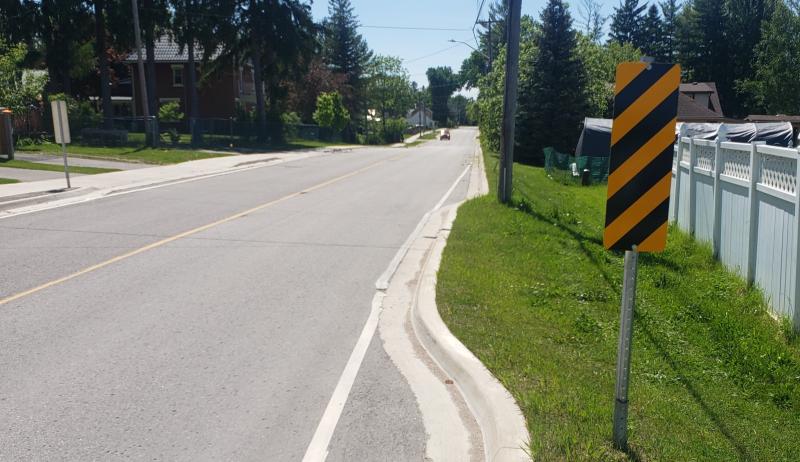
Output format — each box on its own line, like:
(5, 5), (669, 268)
(746, 114), (800, 123)
(124, 36), (221, 64)
(407, 107), (433, 118)
(677, 93), (727, 122)
(680, 82), (715, 93)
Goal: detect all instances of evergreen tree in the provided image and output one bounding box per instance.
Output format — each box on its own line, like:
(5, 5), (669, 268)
(726, 0), (772, 116)
(517, 0), (586, 165)
(323, 0), (372, 125)
(676, 0), (729, 110)
(608, 0), (646, 48)
(641, 4), (665, 59)
(659, 0), (680, 61)
(738, 1), (800, 113)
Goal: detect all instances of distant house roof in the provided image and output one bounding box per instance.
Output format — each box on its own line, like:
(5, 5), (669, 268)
(124, 35), (221, 64)
(678, 82), (727, 122)
(407, 107), (432, 118)
(746, 114), (800, 124)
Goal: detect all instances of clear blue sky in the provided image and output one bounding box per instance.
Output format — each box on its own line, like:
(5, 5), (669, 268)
(309, 0), (619, 97)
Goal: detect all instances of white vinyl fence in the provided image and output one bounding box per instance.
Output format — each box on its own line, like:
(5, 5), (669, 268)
(670, 128), (800, 329)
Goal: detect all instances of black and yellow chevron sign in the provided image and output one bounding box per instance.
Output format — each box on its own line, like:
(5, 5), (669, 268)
(603, 62), (681, 252)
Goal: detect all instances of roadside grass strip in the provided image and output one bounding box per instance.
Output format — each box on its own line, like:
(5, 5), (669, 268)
(436, 149), (800, 461)
(16, 143), (226, 165)
(0, 159), (118, 175)
(17, 139), (347, 165)
(0, 178), (20, 184)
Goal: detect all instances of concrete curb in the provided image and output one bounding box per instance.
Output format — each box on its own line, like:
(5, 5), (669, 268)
(411, 142), (530, 461)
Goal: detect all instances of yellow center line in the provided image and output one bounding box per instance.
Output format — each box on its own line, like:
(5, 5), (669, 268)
(0, 155), (402, 307)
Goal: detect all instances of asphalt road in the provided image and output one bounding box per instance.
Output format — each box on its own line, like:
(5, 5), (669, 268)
(0, 128), (477, 460)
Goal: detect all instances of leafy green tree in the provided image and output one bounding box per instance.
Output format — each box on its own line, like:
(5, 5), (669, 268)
(314, 91), (350, 133)
(39, 0), (94, 94)
(659, 0), (680, 62)
(0, 0), (39, 54)
(140, 0), (171, 116)
(365, 55), (414, 131)
(323, 0), (372, 126)
(578, 36), (642, 117)
(738, 1), (800, 113)
(426, 66), (460, 126)
(725, 0), (773, 116)
(608, 0), (646, 48)
(517, 0), (586, 165)
(0, 40), (48, 113)
(641, 4), (665, 59)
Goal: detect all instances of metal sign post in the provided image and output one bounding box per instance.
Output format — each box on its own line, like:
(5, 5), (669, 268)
(603, 61), (681, 450)
(612, 246), (638, 449)
(51, 100), (71, 189)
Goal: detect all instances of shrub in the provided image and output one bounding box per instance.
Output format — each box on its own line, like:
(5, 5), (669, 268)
(158, 101), (184, 123)
(281, 112), (301, 139)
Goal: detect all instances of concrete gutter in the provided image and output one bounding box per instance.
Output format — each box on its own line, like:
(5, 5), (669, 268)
(379, 140), (530, 461)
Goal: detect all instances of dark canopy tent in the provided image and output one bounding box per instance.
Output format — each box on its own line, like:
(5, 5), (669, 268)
(676, 122), (795, 147)
(575, 118), (612, 157)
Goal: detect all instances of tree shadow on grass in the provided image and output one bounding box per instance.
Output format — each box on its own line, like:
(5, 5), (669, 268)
(505, 197), (751, 461)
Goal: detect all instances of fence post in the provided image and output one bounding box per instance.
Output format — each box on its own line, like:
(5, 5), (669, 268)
(688, 138), (697, 236)
(745, 142), (763, 284)
(711, 126), (727, 258)
(673, 126), (687, 225)
(793, 147), (800, 330)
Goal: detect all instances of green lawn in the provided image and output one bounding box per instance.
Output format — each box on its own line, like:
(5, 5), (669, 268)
(0, 159), (118, 175)
(0, 178), (20, 184)
(17, 143), (226, 165)
(437, 149), (800, 461)
(17, 138), (347, 165)
(419, 130), (439, 140)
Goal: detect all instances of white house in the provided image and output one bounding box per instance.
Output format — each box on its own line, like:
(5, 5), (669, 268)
(406, 107), (434, 129)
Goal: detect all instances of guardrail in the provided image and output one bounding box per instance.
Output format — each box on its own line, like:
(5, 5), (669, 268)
(670, 129), (800, 329)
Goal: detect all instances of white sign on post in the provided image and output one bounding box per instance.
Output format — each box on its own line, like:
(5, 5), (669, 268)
(51, 101), (70, 144)
(50, 100), (71, 188)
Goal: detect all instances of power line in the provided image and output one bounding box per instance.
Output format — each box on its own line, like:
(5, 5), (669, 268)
(360, 25), (471, 31)
(403, 44), (461, 63)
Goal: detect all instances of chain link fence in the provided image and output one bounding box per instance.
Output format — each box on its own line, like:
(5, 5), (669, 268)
(543, 147), (609, 184)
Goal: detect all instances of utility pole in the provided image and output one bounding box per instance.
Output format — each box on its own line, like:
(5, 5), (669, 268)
(131, 0), (152, 145)
(498, 0), (521, 203)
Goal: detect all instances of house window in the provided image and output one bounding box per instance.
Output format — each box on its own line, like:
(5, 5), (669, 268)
(172, 65), (184, 87)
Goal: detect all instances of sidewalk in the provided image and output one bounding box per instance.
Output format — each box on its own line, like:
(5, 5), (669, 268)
(0, 147), (349, 215)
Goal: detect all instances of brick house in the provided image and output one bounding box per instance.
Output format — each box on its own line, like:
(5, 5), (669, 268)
(124, 36), (256, 119)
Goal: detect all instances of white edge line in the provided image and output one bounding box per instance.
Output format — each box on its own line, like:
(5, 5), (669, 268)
(375, 163), (472, 291)
(302, 159), (474, 461)
(301, 292), (384, 462)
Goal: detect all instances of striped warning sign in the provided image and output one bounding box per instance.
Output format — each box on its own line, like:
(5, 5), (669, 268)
(604, 62), (680, 252)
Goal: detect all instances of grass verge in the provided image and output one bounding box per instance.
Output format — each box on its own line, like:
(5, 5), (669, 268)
(17, 143), (226, 165)
(437, 149), (800, 461)
(0, 159), (118, 175)
(17, 138), (347, 165)
(0, 178), (20, 184)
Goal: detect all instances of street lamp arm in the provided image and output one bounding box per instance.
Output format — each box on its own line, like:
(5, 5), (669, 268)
(448, 39), (490, 59)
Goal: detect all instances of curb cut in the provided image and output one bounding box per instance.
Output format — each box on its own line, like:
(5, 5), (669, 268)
(411, 142), (530, 461)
